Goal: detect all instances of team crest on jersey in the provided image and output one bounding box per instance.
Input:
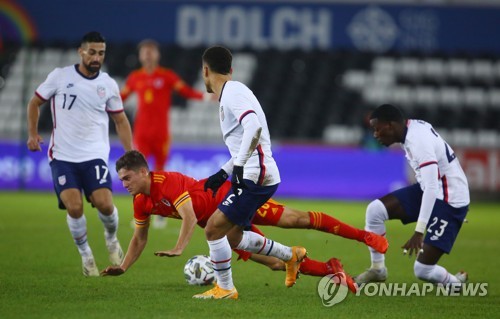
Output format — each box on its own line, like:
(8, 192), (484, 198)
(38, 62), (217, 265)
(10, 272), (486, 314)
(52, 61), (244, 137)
(58, 175), (66, 186)
(97, 85), (106, 99)
(153, 78), (164, 88)
(220, 105), (224, 121)
(161, 199), (171, 207)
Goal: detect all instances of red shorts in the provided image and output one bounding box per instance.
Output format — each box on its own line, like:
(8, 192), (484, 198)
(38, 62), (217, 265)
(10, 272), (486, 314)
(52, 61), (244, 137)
(134, 135), (170, 170)
(251, 199), (285, 226)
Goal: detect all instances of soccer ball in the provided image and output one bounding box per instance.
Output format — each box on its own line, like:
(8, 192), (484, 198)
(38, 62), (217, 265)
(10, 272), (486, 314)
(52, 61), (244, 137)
(183, 255), (216, 286)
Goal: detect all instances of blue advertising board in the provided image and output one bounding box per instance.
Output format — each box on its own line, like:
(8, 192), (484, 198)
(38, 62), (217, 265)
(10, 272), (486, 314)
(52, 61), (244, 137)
(3, 0), (500, 53)
(0, 140), (407, 200)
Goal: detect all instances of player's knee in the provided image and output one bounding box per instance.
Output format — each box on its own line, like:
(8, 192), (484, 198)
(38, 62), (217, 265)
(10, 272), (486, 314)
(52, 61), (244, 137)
(414, 261), (433, 281)
(94, 201), (114, 215)
(365, 199), (388, 226)
(65, 204), (83, 218)
(205, 224), (222, 241)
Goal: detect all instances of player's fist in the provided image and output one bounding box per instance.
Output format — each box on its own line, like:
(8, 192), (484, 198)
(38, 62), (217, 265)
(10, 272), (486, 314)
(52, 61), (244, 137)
(231, 165), (247, 196)
(27, 134), (43, 152)
(100, 266), (125, 276)
(204, 169), (228, 197)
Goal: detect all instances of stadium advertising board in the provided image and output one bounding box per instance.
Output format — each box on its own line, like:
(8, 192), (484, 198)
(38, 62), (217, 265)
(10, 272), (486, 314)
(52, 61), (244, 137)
(7, 0), (500, 53)
(0, 140), (407, 200)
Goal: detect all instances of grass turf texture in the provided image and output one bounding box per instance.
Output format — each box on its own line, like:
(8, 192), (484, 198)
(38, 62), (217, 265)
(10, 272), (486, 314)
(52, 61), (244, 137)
(0, 192), (498, 318)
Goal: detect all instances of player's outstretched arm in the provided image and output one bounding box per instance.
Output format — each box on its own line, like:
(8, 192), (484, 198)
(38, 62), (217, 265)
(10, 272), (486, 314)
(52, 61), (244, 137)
(110, 111), (133, 151)
(101, 224), (149, 276)
(26, 95), (46, 152)
(204, 168), (229, 197)
(155, 202), (198, 257)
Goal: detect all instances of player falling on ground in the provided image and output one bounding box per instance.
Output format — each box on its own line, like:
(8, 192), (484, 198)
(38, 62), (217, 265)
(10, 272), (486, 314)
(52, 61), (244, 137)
(121, 39), (212, 229)
(354, 104), (469, 289)
(26, 31), (133, 276)
(100, 150), (375, 293)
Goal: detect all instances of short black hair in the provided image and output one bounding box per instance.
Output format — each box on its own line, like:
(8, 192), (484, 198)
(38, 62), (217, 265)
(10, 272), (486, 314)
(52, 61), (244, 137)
(81, 31), (106, 45)
(116, 150), (149, 172)
(370, 104), (405, 123)
(202, 46), (232, 75)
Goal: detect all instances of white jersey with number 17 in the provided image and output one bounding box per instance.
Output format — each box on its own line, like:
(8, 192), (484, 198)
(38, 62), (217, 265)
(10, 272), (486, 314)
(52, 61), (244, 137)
(36, 64), (124, 163)
(402, 119), (470, 208)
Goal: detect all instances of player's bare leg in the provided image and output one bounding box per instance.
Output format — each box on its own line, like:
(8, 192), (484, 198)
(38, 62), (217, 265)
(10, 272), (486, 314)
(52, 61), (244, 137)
(61, 188), (98, 276)
(90, 188), (123, 266)
(277, 207), (388, 253)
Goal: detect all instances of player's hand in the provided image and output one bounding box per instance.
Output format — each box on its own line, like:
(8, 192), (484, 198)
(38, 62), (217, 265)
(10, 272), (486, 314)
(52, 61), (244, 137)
(154, 249), (182, 257)
(204, 169), (228, 197)
(27, 134), (43, 152)
(402, 232), (424, 257)
(231, 165), (247, 196)
(100, 266), (125, 276)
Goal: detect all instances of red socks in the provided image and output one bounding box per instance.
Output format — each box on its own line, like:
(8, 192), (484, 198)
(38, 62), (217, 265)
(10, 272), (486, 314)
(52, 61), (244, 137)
(308, 211), (365, 242)
(299, 257), (329, 276)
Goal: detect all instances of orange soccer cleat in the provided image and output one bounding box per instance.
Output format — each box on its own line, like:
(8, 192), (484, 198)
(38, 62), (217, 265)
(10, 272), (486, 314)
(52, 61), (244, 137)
(285, 246), (307, 287)
(326, 258), (358, 294)
(364, 232), (389, 254)
(192, 284), (238, 300)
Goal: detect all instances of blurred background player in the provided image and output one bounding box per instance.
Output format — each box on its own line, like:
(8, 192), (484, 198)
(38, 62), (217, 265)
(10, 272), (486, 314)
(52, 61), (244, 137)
(120, 39), (210, 229)
(355, 104), (469, 290)
(195, 46), (306, 300)
(26, 31), (133, 276)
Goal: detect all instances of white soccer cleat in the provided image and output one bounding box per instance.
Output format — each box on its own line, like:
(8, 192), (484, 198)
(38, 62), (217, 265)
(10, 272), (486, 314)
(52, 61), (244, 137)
(354, 267), (388, 284)
(106, 238), (124, 266)
(82, 256), (99, 277)
(455, 271), (468, 283)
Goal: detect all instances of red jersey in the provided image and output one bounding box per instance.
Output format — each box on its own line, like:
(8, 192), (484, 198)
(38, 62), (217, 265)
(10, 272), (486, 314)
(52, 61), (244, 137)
(133, 171), (198, 227)
(133, 172), (285, 228)
(122, 67), (181, 140)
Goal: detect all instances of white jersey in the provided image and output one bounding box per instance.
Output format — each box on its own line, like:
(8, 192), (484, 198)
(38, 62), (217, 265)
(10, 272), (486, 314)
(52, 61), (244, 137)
(36, 64), (124, 163)
(402, 119), (470, 208)
(219, 81), (280, 186)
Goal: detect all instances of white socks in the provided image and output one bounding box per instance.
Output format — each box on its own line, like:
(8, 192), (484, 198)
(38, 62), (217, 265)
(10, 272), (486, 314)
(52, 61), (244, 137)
(208, 236), (233, 290)
(98, 206), (119, 242)
(365, 199), (389, 269)
(236, 231), (293, 261)
(414, 261), (461, 284)
(66, 214), (92, 257)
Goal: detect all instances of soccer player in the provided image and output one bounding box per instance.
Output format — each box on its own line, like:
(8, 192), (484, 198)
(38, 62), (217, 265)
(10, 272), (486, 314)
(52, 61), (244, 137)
(100, 150), (362, 293)
(354, 104), (469, 289)
(121, 39), (211, 229)
(201, 46), (305, 299)
(120, 39), (209, 172)
(26, 31), (133, 277)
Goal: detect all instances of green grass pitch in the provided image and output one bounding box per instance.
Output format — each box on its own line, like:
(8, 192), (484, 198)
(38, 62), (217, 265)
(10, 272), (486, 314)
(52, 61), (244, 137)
(0, 192), (499, 318)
